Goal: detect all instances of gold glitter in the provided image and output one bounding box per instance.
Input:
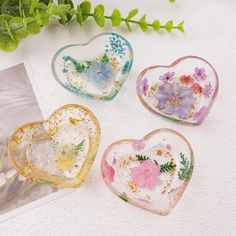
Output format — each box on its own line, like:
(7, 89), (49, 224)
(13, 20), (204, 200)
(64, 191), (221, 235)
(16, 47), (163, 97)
(128, 181), (137, 192)
(69, 117), (79, 125)
(157, 149), (163, 156)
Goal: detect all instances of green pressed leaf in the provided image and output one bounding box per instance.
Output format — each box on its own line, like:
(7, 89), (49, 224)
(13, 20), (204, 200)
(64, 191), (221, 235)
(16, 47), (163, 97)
(9, 17), (28, 38)
(139, 15), (148, 32)
(94, 4), (105, 27)
(126, 9), (138, 20)
(80, 0), (91, 22)
(0, 32), (18, 52)
(152, 20), (160, 31)
(110, 9), (121, 27)
(26, 17), (41, 34)
(165, 20), (173, 33)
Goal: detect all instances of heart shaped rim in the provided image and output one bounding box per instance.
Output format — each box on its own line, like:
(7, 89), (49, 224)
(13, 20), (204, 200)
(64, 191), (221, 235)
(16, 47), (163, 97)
(136, 56), (219, 125)
(8, 104), (101, 188)
(51, 32), (133, 101)
(101, 128), (194, 216)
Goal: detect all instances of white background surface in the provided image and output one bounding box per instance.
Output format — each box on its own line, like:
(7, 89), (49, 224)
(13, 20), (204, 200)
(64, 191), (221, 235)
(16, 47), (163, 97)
(0, 0), (236, 235)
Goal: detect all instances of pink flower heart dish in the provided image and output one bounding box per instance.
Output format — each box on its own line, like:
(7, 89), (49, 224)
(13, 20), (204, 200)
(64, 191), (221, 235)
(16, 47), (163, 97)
(101, 129), (194, 216)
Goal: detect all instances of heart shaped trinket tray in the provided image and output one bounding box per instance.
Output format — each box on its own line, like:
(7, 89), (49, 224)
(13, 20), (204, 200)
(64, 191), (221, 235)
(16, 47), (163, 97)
(8, 104), (101, 188)
(52, 33), (133, 101)
(137, 56), (219, 125)
(101, 129), (194, 215)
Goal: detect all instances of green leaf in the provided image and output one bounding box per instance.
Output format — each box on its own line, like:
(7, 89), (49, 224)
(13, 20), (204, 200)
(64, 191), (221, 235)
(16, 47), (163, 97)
(110, 9), (121, 27)
(126, 9), (138, 20)
(26, 17), (41, 34)
(94, 4), (105, 27)
(177, 21), (185, 33)
(165, 20), (173, 33)
(152, 20), (160, 31)
(76, 5), (83, 25)
(139, 15), (148, 32)
(80, 0), (91, 22)
(4, 20), (15, 41)
(35, 9), (42, 25)
(58, 0), (74, 25)
(9, 17), (28, 38)
(30, 0), (38, 15)
(125, 21), (132, 32)
(0, 32), (18, 52)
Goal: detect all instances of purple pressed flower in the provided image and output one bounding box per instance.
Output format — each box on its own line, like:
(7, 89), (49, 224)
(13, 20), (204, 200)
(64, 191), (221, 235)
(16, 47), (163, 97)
(193, 106), (208, 122)
(155, 83), (196, 119)
(203, 83), (213, 98)
(139, 78), (149, 96)
(193, 67), (207, 81)
(159, 71), (175, 83)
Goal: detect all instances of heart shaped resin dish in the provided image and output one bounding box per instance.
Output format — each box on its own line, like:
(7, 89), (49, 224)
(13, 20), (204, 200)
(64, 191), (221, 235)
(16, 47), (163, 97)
(8, 104), (100, 188)
(137, 56), (219, 125)
(52, 33), (133, 101)
(101, 129), (194, 216)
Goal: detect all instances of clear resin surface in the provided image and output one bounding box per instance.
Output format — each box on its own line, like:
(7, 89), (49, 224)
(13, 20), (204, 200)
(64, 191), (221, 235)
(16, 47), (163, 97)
(101, 129), (194, 215)
(137, 56), (219, 125)
(8, 104), (101, 188)
(52, 33), (133, 101)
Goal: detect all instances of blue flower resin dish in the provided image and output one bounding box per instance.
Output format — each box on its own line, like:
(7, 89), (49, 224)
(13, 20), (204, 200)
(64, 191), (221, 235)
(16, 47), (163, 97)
(52, 33), (133, 101)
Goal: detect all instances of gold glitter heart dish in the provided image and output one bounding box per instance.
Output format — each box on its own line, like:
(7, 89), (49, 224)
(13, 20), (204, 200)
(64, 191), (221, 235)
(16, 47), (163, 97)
(8, 104), (101, 188)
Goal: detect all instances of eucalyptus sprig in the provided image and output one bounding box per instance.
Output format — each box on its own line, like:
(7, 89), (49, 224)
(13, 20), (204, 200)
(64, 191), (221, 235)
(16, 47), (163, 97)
(0, 0), (184, 52)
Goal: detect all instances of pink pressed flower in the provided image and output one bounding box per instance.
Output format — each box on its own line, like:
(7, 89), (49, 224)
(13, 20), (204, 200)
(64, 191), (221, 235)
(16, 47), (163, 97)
(193, 106), (207, 122)
(193, 67), (207, 81)
(102, 161), (115, 183)
(159, 71), (175, 83)
(132, 139), (146, 151)
(131, 160), (161, 190)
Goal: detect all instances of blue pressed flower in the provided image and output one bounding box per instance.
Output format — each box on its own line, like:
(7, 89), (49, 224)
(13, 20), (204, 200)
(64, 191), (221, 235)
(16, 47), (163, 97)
(85, 62), (114, 89)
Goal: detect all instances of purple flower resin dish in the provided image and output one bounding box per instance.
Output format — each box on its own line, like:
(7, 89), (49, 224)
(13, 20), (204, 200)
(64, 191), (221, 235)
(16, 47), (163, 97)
(136, 56), (219, 125)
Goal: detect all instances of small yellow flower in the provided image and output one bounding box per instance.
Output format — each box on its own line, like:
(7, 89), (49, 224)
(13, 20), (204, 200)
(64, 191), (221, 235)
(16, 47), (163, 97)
(56, 155), (77, 171)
